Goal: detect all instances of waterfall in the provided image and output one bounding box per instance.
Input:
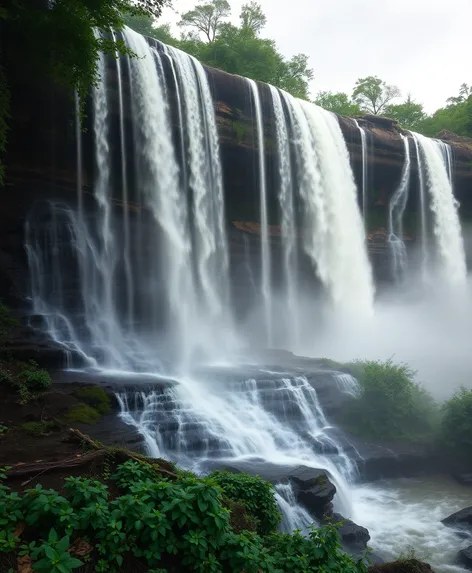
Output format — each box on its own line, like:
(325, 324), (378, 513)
(352, 119), (368, 220)
(269, 85), (299, 345)
(247, 79), (272, 345)
(388, 135), (411, 282)
(412, 132), (466, 287)
(275, 483), (315, 534)
(26, 27), (234, 372)
(116, 369), (358, 518)
(281, 95), (374, 317)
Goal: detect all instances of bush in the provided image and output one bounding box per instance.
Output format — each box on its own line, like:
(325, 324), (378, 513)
(74, 386), (111, 415)
(209, 470), (281, 535)
(0, 460), (368, 573)
(16, 361), (51, 391)
(342, 359), (437, 441)
(441, 388), (472, 458)
(64, 404), (101, 425)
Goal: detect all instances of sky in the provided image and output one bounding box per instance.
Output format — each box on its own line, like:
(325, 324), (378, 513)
(160, 0), (471, 112)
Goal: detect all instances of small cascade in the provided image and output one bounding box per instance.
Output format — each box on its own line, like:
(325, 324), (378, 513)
(269, 85), (299, 345)
(275, 483), (315, 534)
(412, 132), (466, 287)
(388, 135), (412, 282)
(247, 79), (272, 346)
(333, 373), (361, 397)
(352, 119), (368, 220)
(117, 371), (358, 517)
(281, 95), (374, 317)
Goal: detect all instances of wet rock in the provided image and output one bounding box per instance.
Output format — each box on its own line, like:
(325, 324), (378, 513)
(458, 545), (472, 570)
(289, 467), (336, 518)
(442, 506), (472, 532)
(323, 512), (370, 552)
(368, 559), (433, 573)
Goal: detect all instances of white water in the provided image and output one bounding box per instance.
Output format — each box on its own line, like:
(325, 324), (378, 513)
(269, 85), (299, 345)
(412, 132), (466, 287)
(352, 119), (368, 219)
(248, 79), (272, 345)
(117, 371), (357, 517)
(282, 95), (374, 317)
(388, 135), (412, 282)
(353, 477), (472, 573)
(276, 482), (315, 534)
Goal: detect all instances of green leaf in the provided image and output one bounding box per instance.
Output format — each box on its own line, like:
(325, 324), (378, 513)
(116, 554), (123, 566)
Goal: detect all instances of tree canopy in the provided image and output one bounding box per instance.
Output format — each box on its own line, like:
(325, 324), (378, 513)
(352, 75), (401, 115)
(126, 1), (314, 100)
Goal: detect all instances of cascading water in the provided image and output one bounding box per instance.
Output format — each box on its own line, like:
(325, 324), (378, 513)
(388, 135), (412, 282)
(352, 119), (368, 219)
(412, 132), (466, 287)
(117, 369), (358, 519)
(26, 27), (235, 372)
(247, 79), (272, 345)
(269, 85), (299, 345)
(280, 94), (375, 317)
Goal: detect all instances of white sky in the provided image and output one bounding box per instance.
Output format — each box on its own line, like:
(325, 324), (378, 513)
(161, 0), (471, 112)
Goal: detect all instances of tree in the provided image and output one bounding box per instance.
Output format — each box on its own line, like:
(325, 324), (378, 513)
(314, 91), (362, 116)
(352, 76), (401, 115)
(385, 95), (426, 130)
(447, 83), (472, 105)
(277, 54), (313, 100)
(123, 13), (159, 37)
(178, 0), (230, 43)
(240, 2), (267, 36)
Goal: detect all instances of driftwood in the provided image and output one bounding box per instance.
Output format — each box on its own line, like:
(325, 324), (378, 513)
(6, 450), (106, 479)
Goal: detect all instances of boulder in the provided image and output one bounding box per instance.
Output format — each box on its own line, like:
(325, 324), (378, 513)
(324, 512), (370, 552)
(442, 506), (472, 532)
(458, 546), (472, 570)
(289, 467), (336, 518)
(368, 559), (433, 573)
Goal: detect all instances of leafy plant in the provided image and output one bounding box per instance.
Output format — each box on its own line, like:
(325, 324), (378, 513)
(74, 386), (111, 415)
(29, 529), (83, 572)
(441, 388), (472, 459)
(342, 359), (437, 441)
(209, 470), (281, 535)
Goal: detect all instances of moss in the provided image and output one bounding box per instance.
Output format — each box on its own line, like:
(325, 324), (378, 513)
(21, 421), (57, 437)
(75, 386), (111, 415)
(64, 403), (101, 425)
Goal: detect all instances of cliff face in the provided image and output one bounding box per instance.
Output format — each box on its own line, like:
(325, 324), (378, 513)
(1, 40), (472, 310)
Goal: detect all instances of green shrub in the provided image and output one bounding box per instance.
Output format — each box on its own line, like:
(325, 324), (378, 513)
(0, 460), (368, 573)
(64, 404), (101, 425)
(441, 388), (472, 458)
(16, 361), (51, 391)
(209, 470), (281, 535)
(21, 421), (57, 437)
(342, 359), (437, 441)
(74, 386), (111, 415)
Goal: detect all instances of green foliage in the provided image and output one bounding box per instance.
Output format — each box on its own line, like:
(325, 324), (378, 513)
(0, 0), (169, 181)
(209, 470), (281, 535)
(353, 76), (401, 115)
(441, 388), (472, 458)
(0, 357), (51, 403)
(126, 5), (313, 100)
(64, 403), (101, 424)
(0, 460), (368, 573)
(342, 359), (437, 441)
(385, 95), (426, 130)
(314, 91), (362, 116)
(75, 386), (111, 415)
(21, 421), (57, 437)
(179, 0), (231, 43)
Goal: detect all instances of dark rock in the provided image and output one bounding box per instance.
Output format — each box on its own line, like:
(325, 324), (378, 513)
(368, 559), (433, 573)
(442, 506), (472, 531)
(290, 467), (336, 518)
(324, 512), (370, 552)
(458, 545), (472, 570)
